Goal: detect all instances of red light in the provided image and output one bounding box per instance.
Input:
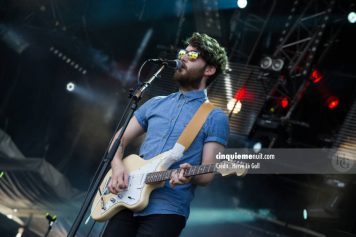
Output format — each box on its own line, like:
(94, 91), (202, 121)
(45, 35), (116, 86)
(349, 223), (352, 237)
(310, 70), (323, 84)
(326, 96), (339, 109)
(280, 97), (289, 108)
(234, 88), (246, 101)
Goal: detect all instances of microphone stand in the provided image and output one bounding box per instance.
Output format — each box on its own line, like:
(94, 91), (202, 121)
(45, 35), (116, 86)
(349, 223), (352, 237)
(67, 64), (167, 237)
(44, 213), (57, 237)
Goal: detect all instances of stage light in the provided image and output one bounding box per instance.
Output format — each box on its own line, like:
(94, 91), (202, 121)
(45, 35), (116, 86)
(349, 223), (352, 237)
(253, 142), (262, 153)
(66, 82), (75, 92)
(325, 96), (339, 109)
(348, 12), (356, 23)
(260, 56), (272, 69)
(309, 69), (323, 83)
(326, 178), (346, 188)
(0, 171), (4, 178)
(280, 97), (289, 109)
(271, 58), (284, 71)
(303, 209), (308, 220)
(260, 56), (284, 71)
(227, 98), (242, 114)
(237, 0), (247, 9)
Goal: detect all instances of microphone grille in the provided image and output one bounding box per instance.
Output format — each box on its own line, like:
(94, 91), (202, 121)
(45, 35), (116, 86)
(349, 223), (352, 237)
(175, 60), (183, 69)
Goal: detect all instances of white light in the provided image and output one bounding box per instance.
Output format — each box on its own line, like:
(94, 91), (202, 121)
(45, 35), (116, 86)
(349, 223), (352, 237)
(6, 214), (13, 219)
(253, 142), (262, 153)
(13, 208), (18, 212)
(348, 12), (356, 23)
(237, 0), (247, 9)
(303, 209), (308, 220)
(66, 82), (75, 92)
(227, 98), (242, 114)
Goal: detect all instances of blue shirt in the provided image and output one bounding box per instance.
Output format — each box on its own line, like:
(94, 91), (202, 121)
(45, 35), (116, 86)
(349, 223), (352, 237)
(133, 89), (230, 219)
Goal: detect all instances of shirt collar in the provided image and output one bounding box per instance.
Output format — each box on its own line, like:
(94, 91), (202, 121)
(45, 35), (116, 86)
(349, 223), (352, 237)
(178, 89), (208, 102)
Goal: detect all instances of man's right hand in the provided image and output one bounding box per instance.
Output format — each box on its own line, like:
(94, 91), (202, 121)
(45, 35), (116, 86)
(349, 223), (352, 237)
(108, 159), (129, 194)
(107, 116), (144, 194)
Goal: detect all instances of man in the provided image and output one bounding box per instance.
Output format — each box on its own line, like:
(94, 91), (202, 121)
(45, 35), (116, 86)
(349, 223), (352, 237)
(103, 32), (229, 237)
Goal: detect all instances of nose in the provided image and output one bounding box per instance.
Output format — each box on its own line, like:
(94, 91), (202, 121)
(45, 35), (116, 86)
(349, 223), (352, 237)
(180, 53), (189, 63)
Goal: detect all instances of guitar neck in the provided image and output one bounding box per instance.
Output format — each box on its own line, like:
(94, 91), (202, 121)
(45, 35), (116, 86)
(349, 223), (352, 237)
(145, 164), (217, 184)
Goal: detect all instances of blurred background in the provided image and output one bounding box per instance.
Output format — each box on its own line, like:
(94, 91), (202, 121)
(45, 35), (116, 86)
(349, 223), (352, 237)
(1, 0), (356, 236)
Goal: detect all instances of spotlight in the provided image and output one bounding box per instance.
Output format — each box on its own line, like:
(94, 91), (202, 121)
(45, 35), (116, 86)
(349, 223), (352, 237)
(348, 12), (356, 23)
(325, 96), (339, 109)
(309, 69), (323, 83)
(271, 58), (284, 71)
(227, 98), (242, 114)
(303, 209), (308, 220)
(237, 0), (247, 9)
(280, 97), (289, 109)
(66, 82), (75, 92)
(260, 56), (272, 69)
(253, 142), (262, 153)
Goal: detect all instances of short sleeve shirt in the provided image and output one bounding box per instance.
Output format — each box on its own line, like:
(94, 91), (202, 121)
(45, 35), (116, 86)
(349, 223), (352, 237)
(133, 89), (230, 219)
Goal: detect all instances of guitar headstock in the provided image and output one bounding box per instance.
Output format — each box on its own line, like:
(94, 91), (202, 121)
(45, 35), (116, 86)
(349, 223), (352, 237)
(216, 161), (247, 177)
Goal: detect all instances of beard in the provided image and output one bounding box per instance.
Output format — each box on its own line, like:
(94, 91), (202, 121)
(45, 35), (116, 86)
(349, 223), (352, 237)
(173, 65), (205, 90)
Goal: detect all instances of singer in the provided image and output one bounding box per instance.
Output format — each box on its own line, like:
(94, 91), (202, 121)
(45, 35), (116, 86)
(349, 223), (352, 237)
(103, 32), (229, 237)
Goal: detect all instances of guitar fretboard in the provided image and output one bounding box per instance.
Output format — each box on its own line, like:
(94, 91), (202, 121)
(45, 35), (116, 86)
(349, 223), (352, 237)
(145, 164), (217, 183)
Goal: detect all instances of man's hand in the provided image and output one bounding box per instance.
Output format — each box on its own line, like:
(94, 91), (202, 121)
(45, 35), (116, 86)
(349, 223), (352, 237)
(169, 163), (192, 188)
(108, 159), (128, 194)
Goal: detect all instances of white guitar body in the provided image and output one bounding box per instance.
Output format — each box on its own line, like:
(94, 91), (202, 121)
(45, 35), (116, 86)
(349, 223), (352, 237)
(91, 144), (184, 222)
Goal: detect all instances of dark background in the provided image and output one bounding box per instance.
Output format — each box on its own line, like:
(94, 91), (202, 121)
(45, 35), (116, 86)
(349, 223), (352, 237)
(1, 0), (356, 236)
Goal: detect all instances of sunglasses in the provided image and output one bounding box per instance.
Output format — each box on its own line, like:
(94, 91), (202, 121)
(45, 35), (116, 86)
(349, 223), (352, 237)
(177, 49), (200, 61)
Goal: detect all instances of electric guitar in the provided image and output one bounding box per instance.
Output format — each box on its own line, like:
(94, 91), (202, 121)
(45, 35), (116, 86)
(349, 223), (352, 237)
(90, 150), (246, 222)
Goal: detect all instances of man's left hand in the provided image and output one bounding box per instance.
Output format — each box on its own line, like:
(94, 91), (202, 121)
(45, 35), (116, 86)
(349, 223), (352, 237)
(169, 163), (192, 188)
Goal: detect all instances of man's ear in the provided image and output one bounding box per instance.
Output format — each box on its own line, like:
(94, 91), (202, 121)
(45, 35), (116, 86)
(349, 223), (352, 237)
(204, 65), (216, 77)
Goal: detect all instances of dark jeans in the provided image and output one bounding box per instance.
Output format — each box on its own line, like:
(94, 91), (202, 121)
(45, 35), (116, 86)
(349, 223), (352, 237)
(102, 210), (186, 237)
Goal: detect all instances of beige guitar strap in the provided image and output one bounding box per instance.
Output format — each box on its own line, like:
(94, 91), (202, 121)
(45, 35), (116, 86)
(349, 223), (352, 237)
(176, 101), (215, 152)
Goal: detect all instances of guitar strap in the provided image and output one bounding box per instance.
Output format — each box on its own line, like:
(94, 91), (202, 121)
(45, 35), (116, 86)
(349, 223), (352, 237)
(176, 101), (215, 152)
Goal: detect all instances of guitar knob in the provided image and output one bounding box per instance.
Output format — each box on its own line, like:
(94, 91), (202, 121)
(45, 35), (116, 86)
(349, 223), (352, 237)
(110, 198), (116, 203)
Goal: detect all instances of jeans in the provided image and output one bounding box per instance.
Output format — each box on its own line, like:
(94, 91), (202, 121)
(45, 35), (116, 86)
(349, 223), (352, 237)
(102, 209), (186, 237)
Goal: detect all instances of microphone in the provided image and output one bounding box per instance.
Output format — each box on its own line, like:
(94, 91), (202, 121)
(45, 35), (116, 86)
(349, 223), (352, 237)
(148, 59), (182, 69)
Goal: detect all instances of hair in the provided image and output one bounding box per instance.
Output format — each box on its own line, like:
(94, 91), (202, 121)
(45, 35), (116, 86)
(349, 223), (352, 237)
(185, 32), (228, 87)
